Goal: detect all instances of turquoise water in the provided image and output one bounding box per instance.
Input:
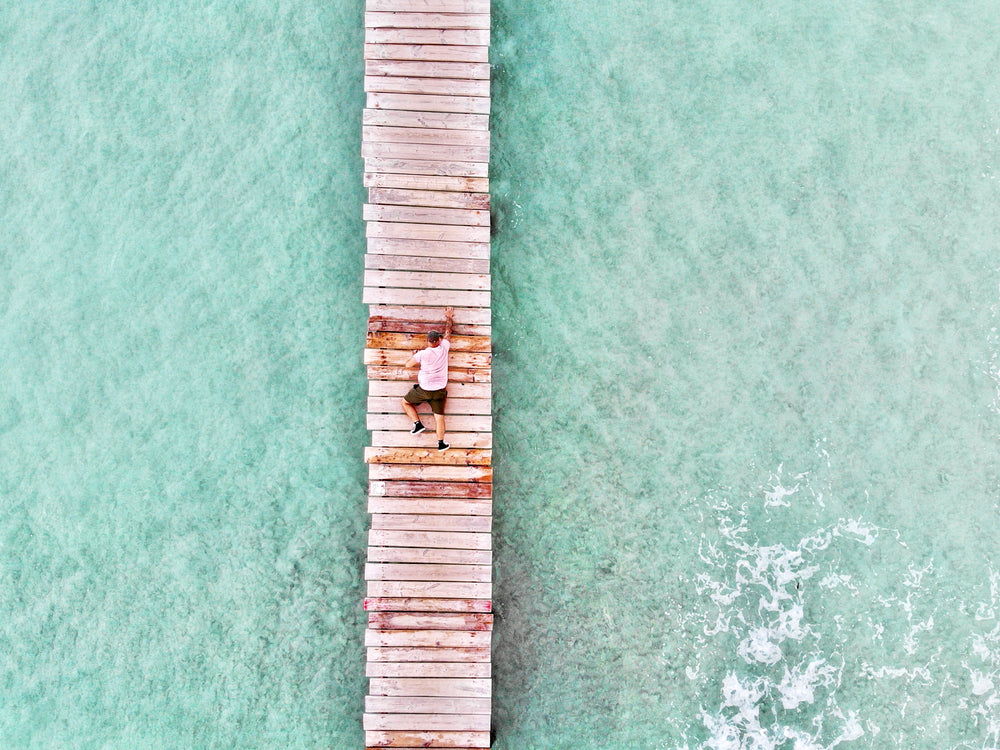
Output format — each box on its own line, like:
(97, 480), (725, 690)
(2, 2), (1000, 748)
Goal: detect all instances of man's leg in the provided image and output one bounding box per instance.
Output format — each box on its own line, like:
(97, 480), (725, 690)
(401, 398), (421, 423)
(433, 413), (446, 441)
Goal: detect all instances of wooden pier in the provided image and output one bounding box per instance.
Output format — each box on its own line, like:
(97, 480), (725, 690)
(360, 2), (493, 748)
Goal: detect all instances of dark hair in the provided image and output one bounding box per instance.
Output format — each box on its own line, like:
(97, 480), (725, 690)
(427, 331), (442, 342)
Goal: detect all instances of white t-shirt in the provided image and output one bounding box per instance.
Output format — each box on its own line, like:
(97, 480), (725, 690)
(414, 339), (450, 390)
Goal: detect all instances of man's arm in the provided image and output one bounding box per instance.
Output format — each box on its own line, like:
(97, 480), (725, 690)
(443, 306), (454, 340)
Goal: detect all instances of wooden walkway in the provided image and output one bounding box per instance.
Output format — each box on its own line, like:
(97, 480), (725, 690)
(360, 2), (493, 748)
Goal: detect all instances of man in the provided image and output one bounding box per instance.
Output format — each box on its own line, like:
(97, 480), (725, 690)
(401, 306), (454, 451)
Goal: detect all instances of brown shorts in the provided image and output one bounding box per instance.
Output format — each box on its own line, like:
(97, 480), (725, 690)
(404, 385), (448, 415)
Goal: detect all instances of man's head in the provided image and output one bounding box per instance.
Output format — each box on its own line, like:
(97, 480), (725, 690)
(426, 331), (442, 347)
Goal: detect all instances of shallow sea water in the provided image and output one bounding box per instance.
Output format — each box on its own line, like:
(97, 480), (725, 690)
(2, 2), (1000, 748)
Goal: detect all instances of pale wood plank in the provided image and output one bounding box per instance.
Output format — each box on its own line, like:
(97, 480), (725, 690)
(367, 237), (490, 261)
(364, 629), (491, 648)
(369, 304), (491, 324)
(367, 364), (490, 383)
(364, 729), (491, 748)
(369, 513), (491, 532)
(367, 547), (492, 565)
(364, 445), (491, 466)
(366, 645), (491, 661)
(369, 430), (492, 449)
(362, 140), (490, 165)
(365, 27), (490, 46)
(364, 598), (492, 614)
(364, 287), (491, 308)
(366, 562), (492, 583)
(363, 348), (491, 369)
(365, 12), (491, 30)
(366, 176), (490, 199)
(366, 332), (490, 352)
(367, 91), (490, 115)
(368, 529), (491, 550)
(367, 497), (492, 516)
(366, 661), (491, 678)
(367, 221), (490, 243)
(366, 60), (491, 81)
(367, 413), (491, 433)
(364, 445), (491, 464)
(369, 186), (489, 209)
(370, 480), (492, 498)
(364, 125), (490, 149)
(368, 396), (492, 415)
(367, 580), (492, 599)
(368, 678), (491, 698)
(364, 269), (490, 291)
(369, 464), (492, 484)
(364, 74), (490, 99)
(366, 0), (491, 14)
(363, 202), (489, 226)
(363, 713), (491, 732)
(369, 381), (491, 399)
(364, 43), (489, 63)
(364, 108), (489, 132)
(365, 695), (491, 715)
(367, 612), (493, 631)
(365, 155), (488, 178)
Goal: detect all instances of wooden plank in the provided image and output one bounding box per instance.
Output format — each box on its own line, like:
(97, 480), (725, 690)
(366, 563), (492, 583)
(364, 269), (490, 291)
(366, 60), (491, 81)
(366, 661), (491, 678)
(364, 43), (489, 63)
(364, 108), (489, 132)
(368, 612), (493, 631)
(363, 202), (490, 227)
(366, 645), (491, 661)
(369, 311), (489, 332)
(367, 547), (492, 565)
(367, 580), (492, 599)
(368, 678), (491, 698)
(366, 333), (490, 353)
(368, 366), (490, 384)
(365, 155), (488, 178)
(367, 92), (490, 115)
(368, 396), (492, 416)
(365, 60), (490, 83)
(367, 238), (490, 262)
(365, 629), (491, 648)
(365, 729), (491, 748)
(363, 713), (491, 732)
(368, 529), (491, 550)
(367, 221), (490, 243)
(364, 126), (490, 150)
(368, 513), (491, 532)
(364, 445), (491, 464)
(367, 413), (491, 433)
(369, 479), (492, 498)
(364, 598), (492, 614)
(362, 141), (490, 165)
(369, 186), (489, 210)
(365, 695), (491, 715)
(366, 0), (491, 14)
(364, 287), (491, 309)
(364, 74), (490, 99)
(363, 348), (491, 369)
(369, 429), (492, 449)
(369, 381), (491, 399)
(365, 13), (491, 30)
(367, 497), (492, 516)
(369, 304), (491, 325)
(365, 27), (490, 46)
